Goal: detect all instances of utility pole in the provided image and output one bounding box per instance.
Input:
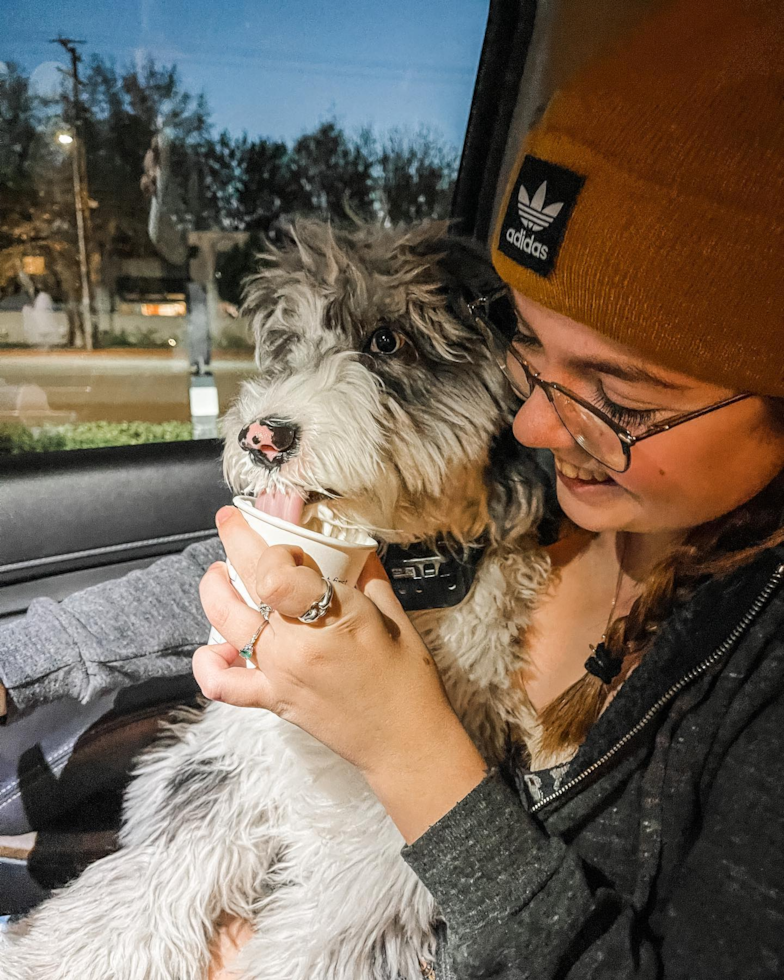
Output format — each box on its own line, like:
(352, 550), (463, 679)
(52, 36), (96, 350)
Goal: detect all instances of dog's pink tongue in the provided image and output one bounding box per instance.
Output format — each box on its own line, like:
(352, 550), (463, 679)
(254, 489), (305, 526)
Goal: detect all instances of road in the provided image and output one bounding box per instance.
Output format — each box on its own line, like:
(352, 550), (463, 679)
(0, 348), (257, 424)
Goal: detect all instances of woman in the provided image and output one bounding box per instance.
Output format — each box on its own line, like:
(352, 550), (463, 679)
(195, 0), (784, 976)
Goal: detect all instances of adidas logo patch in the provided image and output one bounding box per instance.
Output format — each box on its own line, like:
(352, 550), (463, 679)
(497, 155), (585, 278)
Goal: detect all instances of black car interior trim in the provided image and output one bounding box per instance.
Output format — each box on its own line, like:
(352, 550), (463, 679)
(0, 528), (219, 577)
(452, 0), (537, 243)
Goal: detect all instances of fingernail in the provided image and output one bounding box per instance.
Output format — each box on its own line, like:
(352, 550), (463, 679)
(215, 506), (234, 527)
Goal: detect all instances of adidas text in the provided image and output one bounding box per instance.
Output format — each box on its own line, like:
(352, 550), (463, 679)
(506, 226), (549, 260)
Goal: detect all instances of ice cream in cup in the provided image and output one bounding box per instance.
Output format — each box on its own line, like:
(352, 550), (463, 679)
(208, 492), (378, 659)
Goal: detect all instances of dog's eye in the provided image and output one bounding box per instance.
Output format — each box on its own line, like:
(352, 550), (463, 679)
(367, 327), (407, 355)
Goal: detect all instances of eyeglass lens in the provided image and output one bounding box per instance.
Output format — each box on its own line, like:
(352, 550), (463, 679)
(548, 390), (628, 471)
(476, 294), (629, 470)
(497, 347), (626, 470)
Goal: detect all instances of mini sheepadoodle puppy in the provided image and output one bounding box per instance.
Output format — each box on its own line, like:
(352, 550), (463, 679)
(1, 222), (554, 980)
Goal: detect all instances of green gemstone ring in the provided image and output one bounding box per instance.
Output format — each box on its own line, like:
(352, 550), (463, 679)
(239, 620), (268, 660)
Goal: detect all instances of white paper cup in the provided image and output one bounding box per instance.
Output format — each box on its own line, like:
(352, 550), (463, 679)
(208, 495), (377, 651)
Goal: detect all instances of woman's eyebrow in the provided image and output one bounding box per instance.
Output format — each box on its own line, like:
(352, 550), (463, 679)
(514, 316), (690, 390)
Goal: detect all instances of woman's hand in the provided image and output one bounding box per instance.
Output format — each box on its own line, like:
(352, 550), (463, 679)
(193, 505), (487, 842)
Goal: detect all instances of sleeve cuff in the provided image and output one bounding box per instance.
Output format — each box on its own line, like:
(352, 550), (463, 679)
(0, 598), (89, 711)
(401, 768), (565, 939)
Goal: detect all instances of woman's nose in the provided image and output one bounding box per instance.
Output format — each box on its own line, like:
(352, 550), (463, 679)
(511, 386), (575, 452)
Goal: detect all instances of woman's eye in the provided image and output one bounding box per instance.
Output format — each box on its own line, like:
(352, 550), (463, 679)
(511, 331), (541, 352)
(368, 328), (407, 355)
(597, 390), (662, 430)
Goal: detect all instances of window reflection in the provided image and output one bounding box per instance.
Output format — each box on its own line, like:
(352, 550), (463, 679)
(0, 2), (487, 452)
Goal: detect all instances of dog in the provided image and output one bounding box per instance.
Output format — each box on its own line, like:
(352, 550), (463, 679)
(1, 221), (554, 980)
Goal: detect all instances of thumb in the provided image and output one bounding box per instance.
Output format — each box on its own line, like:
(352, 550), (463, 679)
(356, 552), (406, 620)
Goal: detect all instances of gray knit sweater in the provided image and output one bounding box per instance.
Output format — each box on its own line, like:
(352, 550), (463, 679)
(2, 539), (783, 979)
(403, 545), (784, 979)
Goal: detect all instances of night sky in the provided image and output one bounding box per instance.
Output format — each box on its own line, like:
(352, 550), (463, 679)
(4, 0), (489, 148)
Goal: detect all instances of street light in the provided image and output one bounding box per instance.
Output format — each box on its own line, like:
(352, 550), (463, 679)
(51, 36), (96, 350)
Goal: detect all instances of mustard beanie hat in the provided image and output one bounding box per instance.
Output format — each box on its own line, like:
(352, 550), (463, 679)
(491, 0), (784, 397)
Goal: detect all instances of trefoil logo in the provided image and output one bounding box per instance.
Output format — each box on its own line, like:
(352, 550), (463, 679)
(517, 181), (564, 231)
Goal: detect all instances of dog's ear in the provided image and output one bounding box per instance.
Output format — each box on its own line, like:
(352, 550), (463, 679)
(485, 428), (561, 545)
(438, 238), (500, 298)
(406, 227), (502, 299)
(240, 233), (284, 313)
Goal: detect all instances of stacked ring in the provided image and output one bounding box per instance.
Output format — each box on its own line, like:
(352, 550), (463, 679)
(256, 578), (334, 625)
(243, 578), (334, 659)
(297, 578), (334, 623)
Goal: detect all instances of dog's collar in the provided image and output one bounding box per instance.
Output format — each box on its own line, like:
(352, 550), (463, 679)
(381, 539), (486, 611)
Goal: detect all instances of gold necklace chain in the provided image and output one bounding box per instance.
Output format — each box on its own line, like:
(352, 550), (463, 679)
(599, 531), (627, 647)
(585, 533), (628, 684)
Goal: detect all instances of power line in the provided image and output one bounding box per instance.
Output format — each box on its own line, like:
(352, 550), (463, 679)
(50, 35), (96, 350)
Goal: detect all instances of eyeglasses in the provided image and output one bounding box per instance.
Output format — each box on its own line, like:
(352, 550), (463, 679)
(463, 286), (752, 473)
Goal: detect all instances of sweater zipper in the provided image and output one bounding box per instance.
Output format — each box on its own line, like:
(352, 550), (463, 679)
(530, 561), (784, 814)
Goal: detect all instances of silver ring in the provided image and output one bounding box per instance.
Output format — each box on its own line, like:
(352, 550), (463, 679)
(239, 619), (268, 660)
(258, 601), (273, 621)
(297, 578), (334, 623)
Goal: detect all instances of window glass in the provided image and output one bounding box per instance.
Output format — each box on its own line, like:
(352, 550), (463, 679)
(0, 0), (489, 454)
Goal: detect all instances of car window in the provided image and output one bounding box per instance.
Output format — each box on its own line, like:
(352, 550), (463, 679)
(0, 0), (489, 456)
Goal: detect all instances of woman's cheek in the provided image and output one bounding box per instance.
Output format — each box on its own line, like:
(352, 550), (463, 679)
(612, 446), (690, 524)
(614, 444), (670, 498)
(621, 438), (738, 531)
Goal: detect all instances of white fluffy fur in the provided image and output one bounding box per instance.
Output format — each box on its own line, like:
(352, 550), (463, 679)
(1, 222), (553, 980)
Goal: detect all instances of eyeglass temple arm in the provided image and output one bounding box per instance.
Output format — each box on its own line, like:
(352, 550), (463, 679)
(622, 392), (752, 446)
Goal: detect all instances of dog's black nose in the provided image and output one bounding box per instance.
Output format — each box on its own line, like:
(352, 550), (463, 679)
(238, 419), (299, 467)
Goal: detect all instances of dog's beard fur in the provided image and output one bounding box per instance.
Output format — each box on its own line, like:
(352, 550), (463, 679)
(1, 221), (557, 980)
